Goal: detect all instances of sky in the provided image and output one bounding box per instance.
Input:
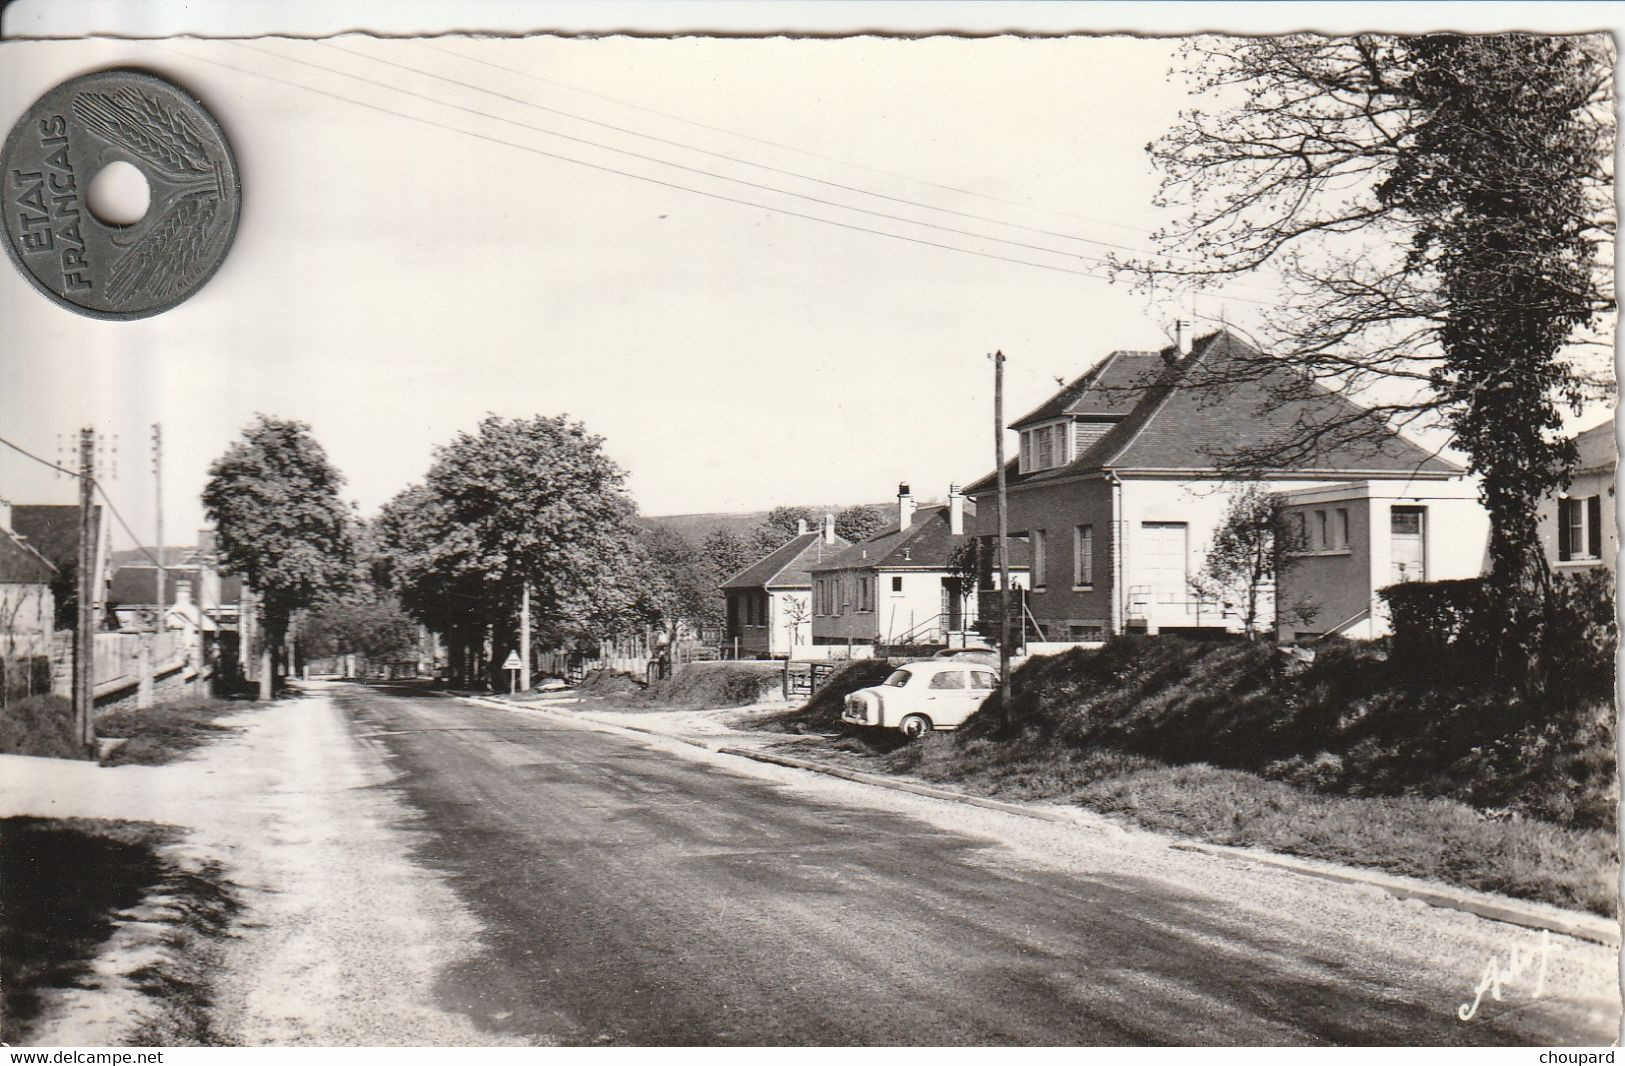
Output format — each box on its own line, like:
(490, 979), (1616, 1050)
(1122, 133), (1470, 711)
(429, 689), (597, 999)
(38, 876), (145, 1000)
(1, 26), (1615, 549)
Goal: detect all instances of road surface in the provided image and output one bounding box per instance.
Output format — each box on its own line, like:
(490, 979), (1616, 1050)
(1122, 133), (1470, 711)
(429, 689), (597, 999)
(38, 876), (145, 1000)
(335, 682), (1618, 1046)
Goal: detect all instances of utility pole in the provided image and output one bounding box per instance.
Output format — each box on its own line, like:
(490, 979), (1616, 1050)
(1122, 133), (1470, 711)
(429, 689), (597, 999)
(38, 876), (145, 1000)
(150, 424), (165, 632)
(74, 427), (95, 750)
(519, 583), (531, 692)
(993, 351), (1012, 728)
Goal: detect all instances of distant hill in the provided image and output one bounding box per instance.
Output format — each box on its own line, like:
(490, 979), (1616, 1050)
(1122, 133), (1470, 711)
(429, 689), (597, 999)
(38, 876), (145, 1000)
(643, 502), (900, 544)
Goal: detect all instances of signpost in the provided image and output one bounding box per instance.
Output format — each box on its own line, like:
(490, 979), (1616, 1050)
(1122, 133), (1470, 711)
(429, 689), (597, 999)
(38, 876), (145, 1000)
(501, 648), (522, 694)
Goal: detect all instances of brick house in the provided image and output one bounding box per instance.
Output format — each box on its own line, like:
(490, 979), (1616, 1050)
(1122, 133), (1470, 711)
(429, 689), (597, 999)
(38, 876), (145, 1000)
(962, 329), (1465, 640)
(809, 484), (1028, 649)
(720, 517), (848, 658)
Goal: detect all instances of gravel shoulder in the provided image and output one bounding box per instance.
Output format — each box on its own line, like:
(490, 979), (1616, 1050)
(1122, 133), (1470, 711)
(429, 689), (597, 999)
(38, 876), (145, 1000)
(0, 682), (520, 1046)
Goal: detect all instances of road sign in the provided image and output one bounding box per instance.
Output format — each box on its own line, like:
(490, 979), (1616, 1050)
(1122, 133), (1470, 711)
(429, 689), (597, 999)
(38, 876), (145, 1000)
(501, 650), (522, 671)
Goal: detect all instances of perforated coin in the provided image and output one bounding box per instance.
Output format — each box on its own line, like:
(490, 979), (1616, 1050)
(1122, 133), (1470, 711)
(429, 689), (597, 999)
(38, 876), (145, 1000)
(2, 69), (241, 320)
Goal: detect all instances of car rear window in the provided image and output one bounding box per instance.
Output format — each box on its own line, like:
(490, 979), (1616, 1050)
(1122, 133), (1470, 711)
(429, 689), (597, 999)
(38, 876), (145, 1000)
(928, 670), (966, 689)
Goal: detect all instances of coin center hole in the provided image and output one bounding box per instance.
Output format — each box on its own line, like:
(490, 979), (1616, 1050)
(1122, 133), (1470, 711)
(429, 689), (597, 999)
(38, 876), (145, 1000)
(86, 161), (151, 226)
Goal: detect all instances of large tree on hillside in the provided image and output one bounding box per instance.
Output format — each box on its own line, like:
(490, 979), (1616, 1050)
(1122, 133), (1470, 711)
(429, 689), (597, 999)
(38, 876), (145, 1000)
(202, 415), (355, 698)
(702, 528), (755, 581)
(751, 505), (815, 553)
(1135, 34), (1614, 611)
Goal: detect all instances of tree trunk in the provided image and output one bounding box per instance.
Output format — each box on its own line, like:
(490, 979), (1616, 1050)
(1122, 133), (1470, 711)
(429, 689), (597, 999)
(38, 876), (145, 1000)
(258, 642), (274, 701)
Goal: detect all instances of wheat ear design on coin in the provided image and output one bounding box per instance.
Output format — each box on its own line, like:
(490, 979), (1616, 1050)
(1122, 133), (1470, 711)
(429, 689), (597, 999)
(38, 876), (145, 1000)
(72, 89), (213, 180)
(106, 191), (221, 305)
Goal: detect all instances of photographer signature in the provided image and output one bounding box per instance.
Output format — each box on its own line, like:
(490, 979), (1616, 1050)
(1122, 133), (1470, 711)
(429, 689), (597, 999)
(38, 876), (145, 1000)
(1459, 930), (1553, 1021)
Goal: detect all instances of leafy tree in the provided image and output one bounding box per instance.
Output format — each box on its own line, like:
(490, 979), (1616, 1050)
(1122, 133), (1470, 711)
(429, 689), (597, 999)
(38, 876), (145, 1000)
(702, 528), (755, 581)
(642, 525), (724, 634)
(1188, 485), (1305, 639)
(1136, 34), (1614, 640)
(376, 415), (653, 686)
(751, 505), (815, 553)
(835, 504), (886, 543)
(202, 415), (355, 698)
(301, 595), (421, 667)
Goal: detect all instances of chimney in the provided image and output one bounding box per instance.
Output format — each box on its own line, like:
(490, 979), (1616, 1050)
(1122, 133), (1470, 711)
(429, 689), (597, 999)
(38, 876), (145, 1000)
(897, 482), (916, 531)
(822, 513), (836, 545)
(1174, 319), (1192, 359)
(175, 578), (193, 610)
(948, 484), (964, 536)
(797, 517), (808, 536)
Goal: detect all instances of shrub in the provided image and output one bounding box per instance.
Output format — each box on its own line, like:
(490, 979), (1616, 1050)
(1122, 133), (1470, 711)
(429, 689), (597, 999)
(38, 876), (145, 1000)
(751, 659), (896, 732)
(0, 695), (87, 760)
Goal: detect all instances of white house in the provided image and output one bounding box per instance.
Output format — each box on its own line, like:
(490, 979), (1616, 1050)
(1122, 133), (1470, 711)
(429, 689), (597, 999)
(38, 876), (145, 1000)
(962, 329), (1469, 640)
(720, 516), (848, 658)
(1273, 479), (1491, 643)
(1537, 418), (1616, 575)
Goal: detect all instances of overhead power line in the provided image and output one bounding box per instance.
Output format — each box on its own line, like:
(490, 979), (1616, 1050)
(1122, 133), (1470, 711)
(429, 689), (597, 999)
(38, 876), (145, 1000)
(93, 481), (169, 570)
(0, 433), (80, 479)
(325, 40), (1159, 259)
(234, 41), (1118, 271)
(160, 44), (1128, 284)
(427, 40), (1161, 238)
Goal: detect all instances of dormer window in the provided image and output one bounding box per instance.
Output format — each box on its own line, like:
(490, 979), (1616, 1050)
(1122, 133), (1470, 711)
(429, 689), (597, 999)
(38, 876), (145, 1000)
(1018, 421), (1070, 474)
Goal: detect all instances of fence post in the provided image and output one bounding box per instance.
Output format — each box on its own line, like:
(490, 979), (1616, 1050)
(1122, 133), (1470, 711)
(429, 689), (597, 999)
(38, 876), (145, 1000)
(136, 636), (154, 710)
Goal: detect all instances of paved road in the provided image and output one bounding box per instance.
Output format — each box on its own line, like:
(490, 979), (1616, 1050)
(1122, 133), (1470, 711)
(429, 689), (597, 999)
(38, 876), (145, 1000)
(338, 683), (1618, 1047)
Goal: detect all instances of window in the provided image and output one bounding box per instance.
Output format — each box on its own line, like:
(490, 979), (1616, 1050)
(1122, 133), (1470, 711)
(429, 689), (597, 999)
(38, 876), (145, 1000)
(1285, 511), (1308, 552)
(1313, 510), (1329, 550)
(1019, 431), (1032, 472)
(928, 670), (967, 690)
(1031, 529), (1047, 588)
(1069, 624), (1104, 641)
(891, 576), (903, 593)
(1073, 524), (1094, 587)
(1559, 495), (1602, 561)
(858, 576), (873, 612)
(1333, 508), (1350, 550)
(1036, 426), (1055, 469)
(969, 671), (997, 690)
(883, 669), (913, 688)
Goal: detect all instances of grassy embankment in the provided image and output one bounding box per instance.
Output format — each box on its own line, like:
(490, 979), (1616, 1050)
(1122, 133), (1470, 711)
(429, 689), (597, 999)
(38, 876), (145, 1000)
(0, 817), (238, 1044)
(2, 692), (253, 764)
(569, 661), (785, 711)
(752, 639), (1618, 916)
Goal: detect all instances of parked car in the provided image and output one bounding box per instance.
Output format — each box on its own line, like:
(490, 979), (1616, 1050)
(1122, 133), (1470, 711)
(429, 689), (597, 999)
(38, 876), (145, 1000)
(842, 660), (999, 737)
(931, 645), (999, 666)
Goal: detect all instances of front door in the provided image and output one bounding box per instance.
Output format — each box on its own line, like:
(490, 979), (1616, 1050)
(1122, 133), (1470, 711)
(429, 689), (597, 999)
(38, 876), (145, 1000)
(1141, 521), (1190, 607)
(1391, 506), (1426, 583)
(941, 578), (962, 630)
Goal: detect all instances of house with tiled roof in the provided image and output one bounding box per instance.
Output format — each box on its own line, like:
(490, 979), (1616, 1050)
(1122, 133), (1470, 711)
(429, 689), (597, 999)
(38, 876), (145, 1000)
(9, 502), (111, 631)
(809, 484), (1028, 650)
(1538, 417), (1616, 575)
(962, 328), (1472, 640)
(0, 502), (59, 657)
(720, 517), (849, 658)
(107, 529), (244, 636)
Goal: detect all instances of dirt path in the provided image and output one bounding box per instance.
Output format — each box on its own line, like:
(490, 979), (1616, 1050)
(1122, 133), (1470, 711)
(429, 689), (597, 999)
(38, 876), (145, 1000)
(0, 684), (520, 1046)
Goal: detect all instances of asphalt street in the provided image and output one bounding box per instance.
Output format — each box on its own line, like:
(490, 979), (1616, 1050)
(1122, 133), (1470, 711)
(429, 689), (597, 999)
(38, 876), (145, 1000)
(337, 682), (1619, 1047)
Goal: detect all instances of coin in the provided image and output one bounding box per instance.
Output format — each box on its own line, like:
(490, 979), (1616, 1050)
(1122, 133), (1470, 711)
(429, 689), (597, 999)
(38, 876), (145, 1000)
(2, 68), (241, 320)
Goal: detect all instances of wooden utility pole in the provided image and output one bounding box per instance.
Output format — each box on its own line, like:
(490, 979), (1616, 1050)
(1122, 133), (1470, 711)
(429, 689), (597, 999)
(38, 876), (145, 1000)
(74, 427), (95, 749)
(993, 351), (1012, 728)
(150, 423), (165, 632)
(519, 583), (532, 692)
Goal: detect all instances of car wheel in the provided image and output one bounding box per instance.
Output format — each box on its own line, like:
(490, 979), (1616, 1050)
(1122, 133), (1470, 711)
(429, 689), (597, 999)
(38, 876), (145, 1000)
(899, 714), (933, 739)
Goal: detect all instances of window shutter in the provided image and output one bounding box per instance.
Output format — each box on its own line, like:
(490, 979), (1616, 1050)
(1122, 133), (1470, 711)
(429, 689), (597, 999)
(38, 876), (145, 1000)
(1588, 495), (1602, 559)
(1558, 499), (1573, 561)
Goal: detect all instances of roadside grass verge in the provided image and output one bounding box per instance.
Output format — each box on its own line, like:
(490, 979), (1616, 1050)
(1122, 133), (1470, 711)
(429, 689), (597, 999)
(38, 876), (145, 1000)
(0, 817), (239, 1044)
(0, 694), (89, 760)
(574, 662), (784, 711)
(97, 697), (254, 766)
(876, 738), (1618, 917)
(750, 659), (895, 732)
(755, 634), (1618, 917)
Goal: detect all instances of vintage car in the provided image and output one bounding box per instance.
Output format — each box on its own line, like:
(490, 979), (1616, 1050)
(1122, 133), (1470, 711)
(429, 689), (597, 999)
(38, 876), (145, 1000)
(842, 660), (999, 737)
